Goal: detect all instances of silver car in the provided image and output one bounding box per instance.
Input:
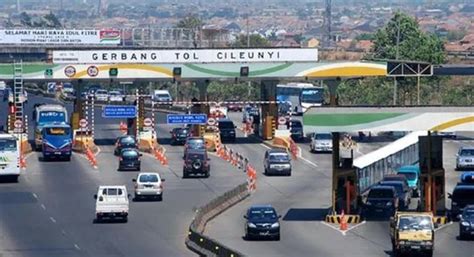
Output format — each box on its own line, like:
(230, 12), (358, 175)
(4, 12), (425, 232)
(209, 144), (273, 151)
(132, 173), (165, 201)
(310, 133), (333, 153)
(456, 147), (474, 170)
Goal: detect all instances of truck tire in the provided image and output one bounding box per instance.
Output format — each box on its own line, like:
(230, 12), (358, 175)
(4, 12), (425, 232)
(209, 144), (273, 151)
(183, 169), (188, 179)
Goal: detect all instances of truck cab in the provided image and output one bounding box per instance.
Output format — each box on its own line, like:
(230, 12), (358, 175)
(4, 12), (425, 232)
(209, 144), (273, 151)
(34, 104), (68, 150)
(41, 123), (72, 161)
(397, 165), (420, 197)
(94, 186), (130, 223)
(390, 212), (434, 257)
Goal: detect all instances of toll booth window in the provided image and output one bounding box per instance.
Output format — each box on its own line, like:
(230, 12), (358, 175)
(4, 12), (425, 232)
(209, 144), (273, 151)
(0, 139), (17, 151)
(45, 128), (70, 136)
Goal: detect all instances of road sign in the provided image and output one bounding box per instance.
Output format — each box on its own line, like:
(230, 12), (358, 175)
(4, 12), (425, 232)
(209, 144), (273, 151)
(143, 118), (152, 127)
(102, 105), (137, 118)
(79, 118), (88, 128)
(278, 117), (287, 125)
(14, 120), (22, 128)
(207, 117), (216, 126)
(167, 114), (207, 125)
(87, 66), (99, 77)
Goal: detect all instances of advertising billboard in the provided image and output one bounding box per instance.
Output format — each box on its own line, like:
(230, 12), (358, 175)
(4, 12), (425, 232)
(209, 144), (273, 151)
(0, 29), (121, 45)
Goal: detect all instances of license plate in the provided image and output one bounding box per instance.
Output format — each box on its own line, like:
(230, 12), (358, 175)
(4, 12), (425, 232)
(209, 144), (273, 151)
(259, 232), (269, 236)
(145, 185), (153, 188)
(54, 151), (61, 155)
(375, 209), (383, 212)
(411, 246), (420, 249)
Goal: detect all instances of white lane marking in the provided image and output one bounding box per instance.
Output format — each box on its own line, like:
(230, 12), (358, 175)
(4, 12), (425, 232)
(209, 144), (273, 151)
(74, 244), (81, 250)
(95, 146), (101, 156)
(41, 204), (46, 210)
(321, 221), (345, 234)
(435, 221), (453, 232)
(49, 217), (56, 223)
(300, 156), (318, 167)
(259, 143), (271, 149)
(344, 220), (366, 234)
(32, 193), (38, 199)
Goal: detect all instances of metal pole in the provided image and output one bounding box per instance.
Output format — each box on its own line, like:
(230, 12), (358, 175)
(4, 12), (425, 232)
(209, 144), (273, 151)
(151, 99), (155, 144)
(136, 88), (139, 140)
(417, 75), (421, 105)
(393, 21), (400, 106)
(91, 95), (95, 140)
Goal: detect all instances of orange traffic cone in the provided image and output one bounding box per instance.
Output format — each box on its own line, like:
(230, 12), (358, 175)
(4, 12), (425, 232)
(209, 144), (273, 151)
(340, 210), (348, 231)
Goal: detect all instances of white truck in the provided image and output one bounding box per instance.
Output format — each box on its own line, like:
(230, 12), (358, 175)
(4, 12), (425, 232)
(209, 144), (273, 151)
(94, 185), (130, 223)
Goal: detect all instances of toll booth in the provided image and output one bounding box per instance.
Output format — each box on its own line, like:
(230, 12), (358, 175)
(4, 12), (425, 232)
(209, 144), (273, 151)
(418, 134), (445, 215)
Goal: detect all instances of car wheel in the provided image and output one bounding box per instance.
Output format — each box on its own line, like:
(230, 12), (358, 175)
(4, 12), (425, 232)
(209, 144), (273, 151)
(158, 194), (163, 201)
(245, 233), (252, 241)
(264, 168), (267, 176)
(274, 234), (280, 241)
(123, 217), (128, 223)
(183, 169), (188, 179)
(65, 156), (71, 162)
(425, 249), (433, 257)
(137, 165), (141, 171)
(459, 233), (466, 241)
(287, 171), (292, 176)
(204, 172), (210, 178)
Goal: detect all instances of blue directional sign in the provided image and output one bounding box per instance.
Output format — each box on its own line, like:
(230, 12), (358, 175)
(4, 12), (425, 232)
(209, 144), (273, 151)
(167, 114), (207, 125)
(102, 105), (137, 118)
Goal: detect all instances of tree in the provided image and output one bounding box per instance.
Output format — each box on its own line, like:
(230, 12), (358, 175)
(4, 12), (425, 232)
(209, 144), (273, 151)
(230, 34), (270, 48)
(368, 12), (445, 64)
(360, 12), (446, 104)
(19, 12), (32, 27)
(43, 12), (62, 28)
(176, 15), (203, 48)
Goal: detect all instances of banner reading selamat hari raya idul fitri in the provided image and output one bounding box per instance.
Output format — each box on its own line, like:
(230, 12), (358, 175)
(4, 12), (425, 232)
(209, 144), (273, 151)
(0, 29), (121, 45)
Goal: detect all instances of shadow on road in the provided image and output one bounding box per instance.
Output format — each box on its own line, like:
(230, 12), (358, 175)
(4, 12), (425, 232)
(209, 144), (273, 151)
(282, 208), (330, 221)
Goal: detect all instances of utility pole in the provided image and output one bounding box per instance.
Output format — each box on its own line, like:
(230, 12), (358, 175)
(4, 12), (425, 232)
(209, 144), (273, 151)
(246, 6), (251, 97)
(393, 20), (400, 106)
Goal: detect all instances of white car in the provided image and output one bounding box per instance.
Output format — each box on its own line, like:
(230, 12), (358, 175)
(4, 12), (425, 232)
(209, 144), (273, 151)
(310, 132), (333, 153)
(132, 173), (165, 201)
(94, 89), (109, 102)
(109, 91), (124, 102)
(94, 185), (130, 222)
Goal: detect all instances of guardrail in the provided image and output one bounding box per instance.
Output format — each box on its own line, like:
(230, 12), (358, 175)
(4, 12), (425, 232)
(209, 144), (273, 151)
(186, 183), (249, 257)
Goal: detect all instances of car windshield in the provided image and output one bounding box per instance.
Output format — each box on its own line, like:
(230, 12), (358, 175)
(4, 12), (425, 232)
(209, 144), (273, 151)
(269, 153), (290, 161)
(398, 216), (433, 231)
(249, 208), (277, 220)
(399, 171), (417, 181)
(218, 122), (234, 129)
(290, 121), (302, 128)
(368, 188), (394, 198)
(45, 127), (70, 136)
(156, 94), (170, 98)
(139, 174), (159, 183)
(122, 150), (138, 157)
(96, 90), (107, 95)
(460, 149), (474, 156)
(178, 129), (189, 135)
(188, 139), (205, 149)
(381, 183), (403, 195)
(453, 188), (474, 200)
(120, 137), (136, 144)
(0, 139), (17, 151)
(109, 91), (120, 96)
(315, 133), (332, 140)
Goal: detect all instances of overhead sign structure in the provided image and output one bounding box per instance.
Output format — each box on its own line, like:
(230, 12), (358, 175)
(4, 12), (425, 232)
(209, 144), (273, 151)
(52, 48), (318, 64)
(102, 105), (137, 118)
(0, 29), (121, 45)
(167, 114), (207, 125)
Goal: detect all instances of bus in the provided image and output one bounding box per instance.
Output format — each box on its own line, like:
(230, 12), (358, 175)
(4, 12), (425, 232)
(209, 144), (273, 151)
(276, 83), (324, 115)
(0, 133), (20, 181)
(42, 123), (72, 161)
(34, 104), (68, 150)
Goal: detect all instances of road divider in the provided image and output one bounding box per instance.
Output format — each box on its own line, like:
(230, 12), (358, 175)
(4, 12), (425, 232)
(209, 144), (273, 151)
(186, 183), (249, 257)
(433, 216), (449, 226)
(85, 146), (98, 169)
(325, 212), (361, 224)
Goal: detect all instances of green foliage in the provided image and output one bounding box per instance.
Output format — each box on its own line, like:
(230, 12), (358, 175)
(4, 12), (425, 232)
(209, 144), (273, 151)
(176, 15), (202, 30)
(355, 33), (374, 41)
(337, 78), (393, 105)
(207, 81), (260, 101)
(369, 12), (446, 64)
(231, 34), (270, 48)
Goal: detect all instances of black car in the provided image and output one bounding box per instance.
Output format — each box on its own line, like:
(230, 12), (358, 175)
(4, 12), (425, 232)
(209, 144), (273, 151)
(263, 149), (292, 176)
(217, 119), (236, 142)
(378, 180), (411, 210)
(244, 205), (281, 240)
(183, 149), (210, 178)
(362, 185), (398, 218)
(449, 184), (474, 220)
(170, 127), (190, 145)
(288, 119), (304, 141)
(118, 148), (142, 171)
(459, 205), (474, 240)
(183, 137), (206, 158)
(114, 136), (137, 155)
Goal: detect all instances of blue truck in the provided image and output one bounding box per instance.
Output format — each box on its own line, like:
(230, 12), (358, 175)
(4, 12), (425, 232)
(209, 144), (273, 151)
(41, 123), (72, 161)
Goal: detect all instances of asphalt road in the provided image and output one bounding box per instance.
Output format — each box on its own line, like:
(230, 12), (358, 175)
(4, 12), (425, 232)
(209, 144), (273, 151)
(207, 111), (474, 257)
(0, 94), (247, 257)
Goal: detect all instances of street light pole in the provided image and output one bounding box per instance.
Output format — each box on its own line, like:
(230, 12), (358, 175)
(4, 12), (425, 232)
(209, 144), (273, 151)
(393, 20), (400, 106)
